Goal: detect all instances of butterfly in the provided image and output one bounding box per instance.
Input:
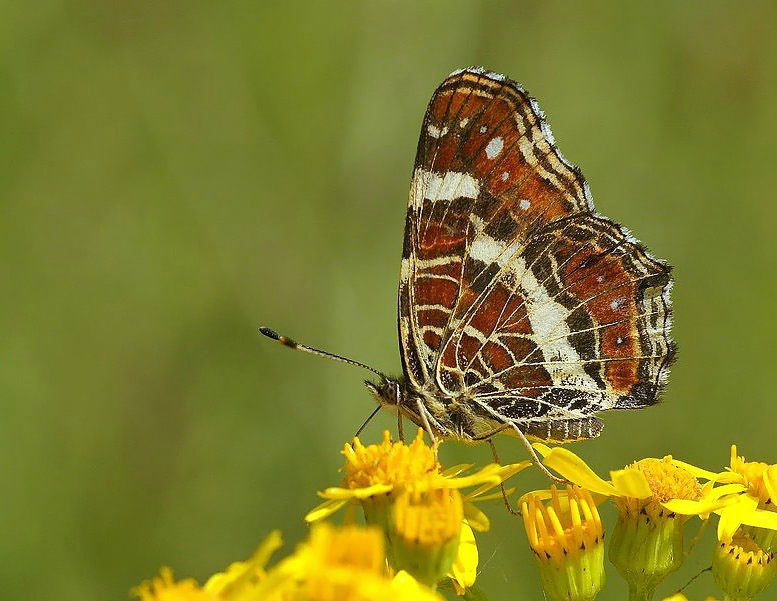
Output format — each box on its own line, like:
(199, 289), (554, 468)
(261, 67), (674, 460)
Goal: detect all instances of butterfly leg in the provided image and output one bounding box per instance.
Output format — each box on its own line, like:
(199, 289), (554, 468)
(396, 409), (405, 443)
(487, 439), (521, 516)
(415, 398), (437, 448)
(468, 423), (514, 441)
(508, 422), (567, 485)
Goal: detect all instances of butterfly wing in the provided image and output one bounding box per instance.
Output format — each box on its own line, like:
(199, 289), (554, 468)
(398, 68), (674, 441)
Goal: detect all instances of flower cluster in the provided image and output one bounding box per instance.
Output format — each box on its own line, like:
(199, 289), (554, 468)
(134, 431), (777, 601)
(134, 523), (443, 601)
(306, 428), (529, 592)
(519, 443), (777, 601)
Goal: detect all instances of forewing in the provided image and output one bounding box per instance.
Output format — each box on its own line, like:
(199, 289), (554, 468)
(399, 68), (593, 389)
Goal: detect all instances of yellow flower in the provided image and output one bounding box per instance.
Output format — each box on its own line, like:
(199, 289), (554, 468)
(728, 445), (777, 507)
(134, 532), (284, 601)
(528, 445), (736, 601)
(307, 429), (528, 525)
(530, 444), (733, 518)
(295, 523), (389, 601)
(712, 531), (776, 601)
(521, 485), (605, 601)
(264, 522), (443, 601)
(614, 456), (702, 519)
(135, 526), (443, 601)
(714, 446), (777, 547)
(305, 429), (529, 594)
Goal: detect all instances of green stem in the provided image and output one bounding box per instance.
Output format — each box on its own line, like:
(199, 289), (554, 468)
(627, 583), (654, 601)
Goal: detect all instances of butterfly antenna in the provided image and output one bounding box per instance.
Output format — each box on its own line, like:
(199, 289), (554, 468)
(259, 326), (387, 379)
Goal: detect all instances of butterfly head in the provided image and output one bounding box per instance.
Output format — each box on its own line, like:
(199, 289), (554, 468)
(364, 376), (403, 409)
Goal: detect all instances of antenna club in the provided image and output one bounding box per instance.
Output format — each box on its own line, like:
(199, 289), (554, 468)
(258, 326), (280, 340)
(258, 326), (297, 348)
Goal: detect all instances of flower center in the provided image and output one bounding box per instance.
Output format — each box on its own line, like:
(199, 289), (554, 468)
(341, 429), (439, 490)
(633, 456), (701, 503)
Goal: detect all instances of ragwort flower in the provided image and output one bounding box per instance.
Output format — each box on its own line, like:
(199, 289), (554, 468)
(521, 485), (605, 601)
(133, 531), (283, 601)
(134, 525), (443, 601)
(268, 522), (442, 601)
(530, 445), (734, 601)
(712, 530), (776, 601)
(305, 429), (529, 593)
(714, 446), (777, 550)
(306, 429), (527, 526)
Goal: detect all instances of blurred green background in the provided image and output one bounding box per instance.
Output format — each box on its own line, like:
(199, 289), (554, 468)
(3, 2), (777, 599)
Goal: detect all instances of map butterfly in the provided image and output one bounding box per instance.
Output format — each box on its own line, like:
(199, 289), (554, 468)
(261, 67), (675, 453)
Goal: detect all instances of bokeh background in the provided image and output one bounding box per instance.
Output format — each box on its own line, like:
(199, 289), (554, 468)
(3, 2), (777, 599)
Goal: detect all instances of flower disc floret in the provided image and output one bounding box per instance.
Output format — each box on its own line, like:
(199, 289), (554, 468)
(306, 429), (529, 524)
(342, 429), (439, 492)
(615, 456), (702, 519)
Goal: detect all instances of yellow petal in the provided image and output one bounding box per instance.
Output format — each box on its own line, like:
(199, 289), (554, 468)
(305, 498), (348, 523)
(532, 443), (552, 457)
(320, 483), (394, 499)
(459, 463), (529, 501)
(662, 498), (727, 516)
(391, 570), (445, 600)
(516, 488), (555, 509)
(703, 482), (746, 500)
(716, 495), (759, 541)
(205, 531), (282, 598)
(740, 506), (777, 531)
(669, 459), (722, 482)
(473, 487), (517, 503)
(764, 465), (777, 503)
(714, 472), (744, 485)
(432, 471), (499, 490)
(463, 502), (491, 532)
(441, 464), (475, 477)
(448, 521), (478, 594)
(610, 467), (652, 498)
(540, 447), (618, 496)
